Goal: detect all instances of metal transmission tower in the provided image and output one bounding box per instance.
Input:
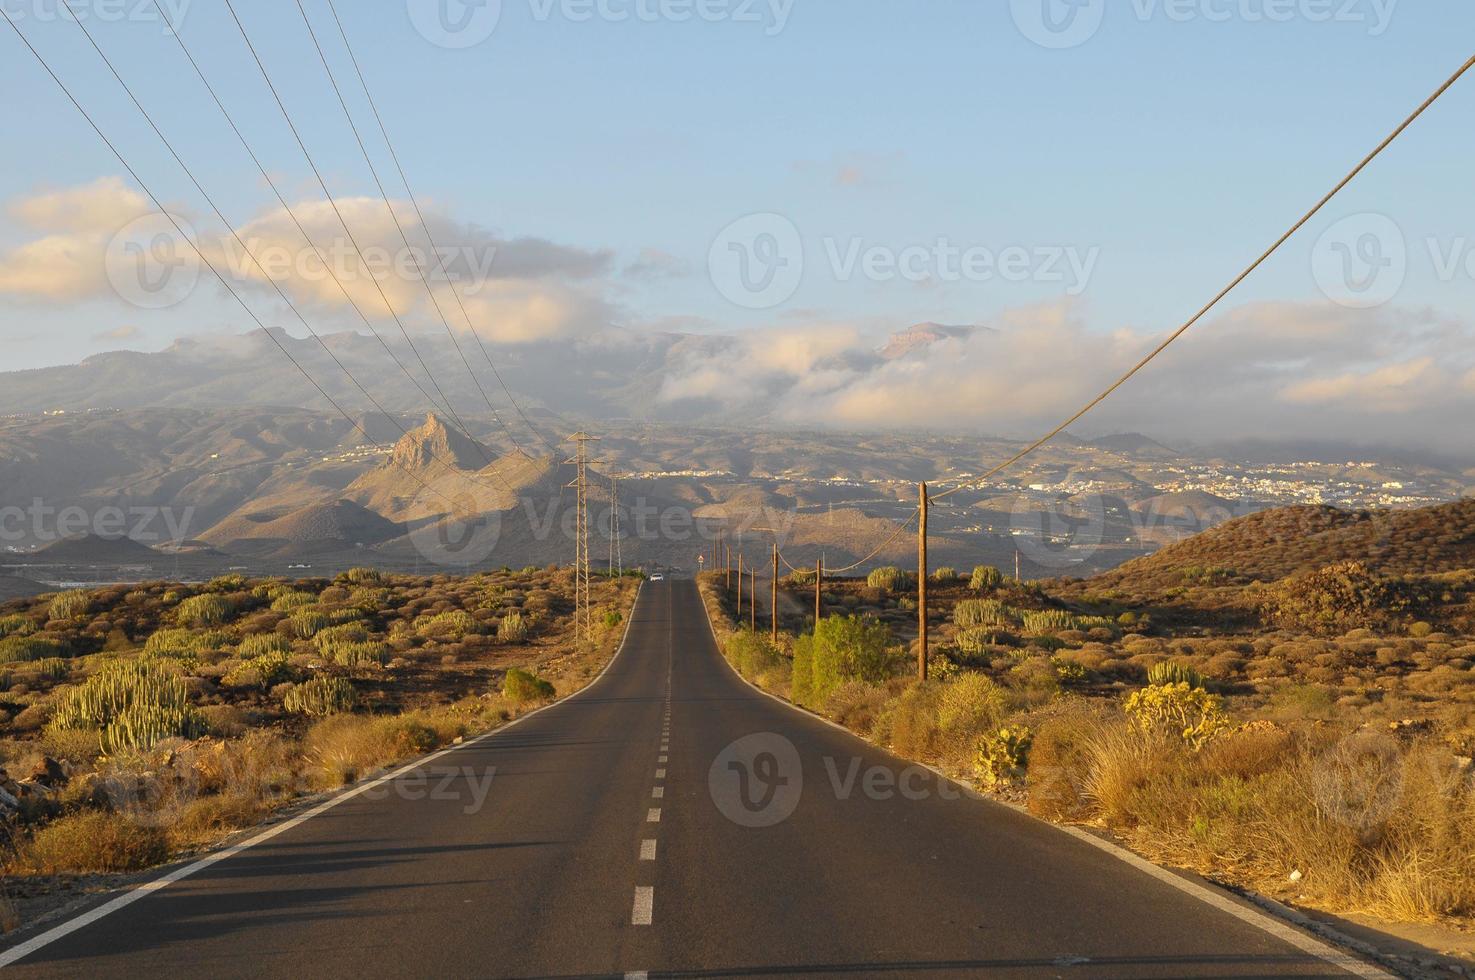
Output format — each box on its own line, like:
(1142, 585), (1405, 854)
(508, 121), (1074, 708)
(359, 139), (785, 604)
(565, 433), (602, 642)
(608, 474), (623, 577)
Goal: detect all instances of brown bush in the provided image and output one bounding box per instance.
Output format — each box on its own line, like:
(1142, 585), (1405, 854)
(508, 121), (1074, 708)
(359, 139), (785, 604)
(24, 811), (168, 873)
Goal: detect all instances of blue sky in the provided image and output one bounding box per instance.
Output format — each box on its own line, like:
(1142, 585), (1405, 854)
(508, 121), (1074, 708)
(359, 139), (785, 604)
(1, 0), (1473, 448)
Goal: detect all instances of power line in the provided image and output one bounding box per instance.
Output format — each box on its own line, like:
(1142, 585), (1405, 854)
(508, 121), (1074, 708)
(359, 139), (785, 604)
(321, 0), (565, 456)
(144, 0), (517, 486)
(64, 4), (521, 501)
(291, 0), (529, 458)
(0, 8), (479, 517)
(932, 52), (1475, 503)
(220, 0), (504, 474)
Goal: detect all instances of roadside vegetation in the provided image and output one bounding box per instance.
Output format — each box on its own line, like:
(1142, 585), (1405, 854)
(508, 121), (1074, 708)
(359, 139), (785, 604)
(701, 550), (1475, 930)
(0, 566), (639, 930)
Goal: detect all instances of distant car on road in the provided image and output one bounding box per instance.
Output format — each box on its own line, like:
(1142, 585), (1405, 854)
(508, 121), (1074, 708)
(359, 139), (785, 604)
(649, 573), (664, 581)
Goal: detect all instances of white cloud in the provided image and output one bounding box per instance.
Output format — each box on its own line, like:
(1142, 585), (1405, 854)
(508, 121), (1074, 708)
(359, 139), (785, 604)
(0, 179), (617, 345)
(657, 301), (1475, 453)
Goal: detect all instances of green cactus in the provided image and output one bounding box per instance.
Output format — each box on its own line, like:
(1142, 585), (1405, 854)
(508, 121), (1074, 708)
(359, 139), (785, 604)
(498, 611), (529, 644)
(282, 676), (358, 716)
(1147, 661), (1207, 690)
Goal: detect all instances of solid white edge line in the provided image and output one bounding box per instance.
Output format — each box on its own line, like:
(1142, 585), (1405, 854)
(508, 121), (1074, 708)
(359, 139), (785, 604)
(692, 581), (1393, 980)
(0, 581), (649, 969)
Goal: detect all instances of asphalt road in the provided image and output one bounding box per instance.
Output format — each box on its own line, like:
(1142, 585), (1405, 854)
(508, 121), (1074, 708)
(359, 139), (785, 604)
(1, 579), (1380, 978)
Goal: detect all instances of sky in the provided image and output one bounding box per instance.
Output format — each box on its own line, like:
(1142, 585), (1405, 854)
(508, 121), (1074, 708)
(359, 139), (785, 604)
(1, 0), (1474, 453)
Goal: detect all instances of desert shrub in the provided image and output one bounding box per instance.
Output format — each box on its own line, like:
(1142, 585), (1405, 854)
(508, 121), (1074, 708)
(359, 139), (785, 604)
(1025, 702), (1103, 820)
(416, 609), (480, 639)
(237, 633), (290, 658)
(206, 574), (247, 592)
(25, 810), (168, 873)
(823, 681), (890, 733)
(1147, 661), (1206, 689)
(223, 651), (299, 689)
(283, 676), (358, 716)
(970, 565), (1004, 591)
(176, 593), (237, 627)
(1262, 561), (1412, 635)
(99, 703), (209, 755)
(1408, 621), (1434, 638)
(931, 567), (958, 582)
(322, 640), (389, 669)
(503, 668), (555, 705)
(797, 615), (896, 709)
(727, 629), (780, 680)
(792, 633), (815, 706)
(313, 622), (370, 650)
(270, 591), (316, 613)
(1022, 610), (1079, 636)
(955, 626), (1000, 656)
(1124, 683), (1230, 750)
(954, 599), (1015, 630)
(48, 589), (92, 621)
(287, 608), (334, 639)
(343, 567), (383, 585)
(498, 611), (529, 644)
(0, 635), (64, 664)
(144, 628), (229, 660)
(306, 712), (450, 786)
(975, 726), (1033, 788)
(1200, 721), (1295, 779)
(936, 672), (1010, 739)
(0, 614), (34, 638)
(866, 566), (908, 593)
(49, 659), (206, 753)
(874, 681), (943, 758)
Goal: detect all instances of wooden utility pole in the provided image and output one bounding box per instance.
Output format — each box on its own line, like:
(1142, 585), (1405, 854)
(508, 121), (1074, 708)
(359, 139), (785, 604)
(724, 535), (731, 591)
(918, 482), (929, 680)
(736, 553), (744, 619)
(814, 558), (822, 629)
(770, 543), (779, 642)
(749, 567), (757, 632)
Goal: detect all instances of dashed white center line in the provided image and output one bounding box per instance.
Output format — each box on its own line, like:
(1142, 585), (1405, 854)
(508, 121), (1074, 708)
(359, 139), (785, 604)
(625, 972), (649, 980)
(640, 839), (657, 861)
(658, 754), (668, 763)
(647, 808), (662, 822)
(652, 786), (664, 798)
(632, 887), (654, 926)
(655, 768), (667, 779)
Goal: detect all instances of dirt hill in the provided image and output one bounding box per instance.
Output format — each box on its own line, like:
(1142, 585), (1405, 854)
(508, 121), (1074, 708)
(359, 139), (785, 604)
(1091, 499), (1475, 589)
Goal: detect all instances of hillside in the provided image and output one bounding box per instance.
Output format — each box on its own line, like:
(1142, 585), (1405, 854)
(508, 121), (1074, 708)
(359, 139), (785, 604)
(34, 534), (160, 563)
(1090, 498), (1475, 590)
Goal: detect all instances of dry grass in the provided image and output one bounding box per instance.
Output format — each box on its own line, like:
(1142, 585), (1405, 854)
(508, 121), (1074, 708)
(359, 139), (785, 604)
(21, 811), (168, 874)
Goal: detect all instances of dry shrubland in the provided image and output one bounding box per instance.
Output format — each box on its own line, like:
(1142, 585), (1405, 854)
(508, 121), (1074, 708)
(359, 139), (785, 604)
(0, 566), (639, 928)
